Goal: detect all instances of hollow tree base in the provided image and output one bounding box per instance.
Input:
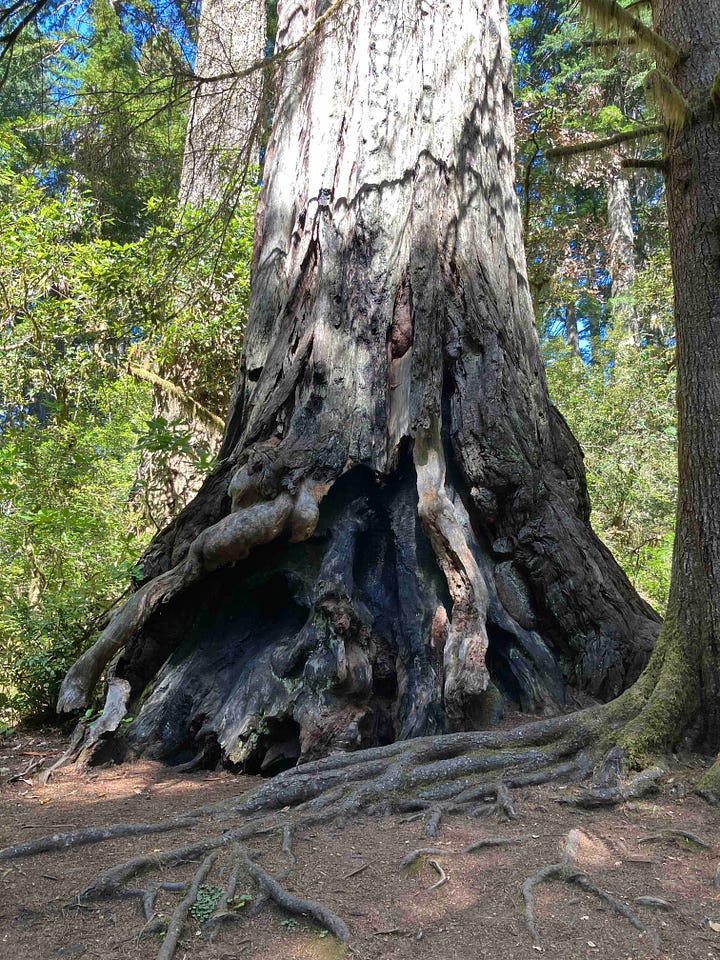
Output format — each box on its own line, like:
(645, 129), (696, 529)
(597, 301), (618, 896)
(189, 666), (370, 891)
(112, 461), (573, 772)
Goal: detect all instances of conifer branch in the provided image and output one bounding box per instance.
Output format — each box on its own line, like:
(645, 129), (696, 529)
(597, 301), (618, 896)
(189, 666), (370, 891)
(643, 70), (691, 133)
(620, 157), (668, 171)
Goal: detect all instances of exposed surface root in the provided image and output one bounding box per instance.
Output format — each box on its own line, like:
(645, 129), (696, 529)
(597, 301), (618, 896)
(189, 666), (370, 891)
(557, 766), (664, 808)
(2, 709), (684, 952)
(400, 836), (525, 869)
(156, 852), (218, 960)
(238, 845), (351, 941)
(0, 816), (201, 861)
(206, 844), (244, 938)
(522, 829), (661, 952)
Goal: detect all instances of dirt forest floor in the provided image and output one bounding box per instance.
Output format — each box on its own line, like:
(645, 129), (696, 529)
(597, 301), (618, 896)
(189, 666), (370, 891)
(2, 729), (720, 960)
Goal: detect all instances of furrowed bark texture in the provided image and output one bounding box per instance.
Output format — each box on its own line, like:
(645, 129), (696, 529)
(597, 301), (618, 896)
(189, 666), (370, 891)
(180, 0), (267, 206)
(60, 0), (660, 771)
(614, 0), (720, 772)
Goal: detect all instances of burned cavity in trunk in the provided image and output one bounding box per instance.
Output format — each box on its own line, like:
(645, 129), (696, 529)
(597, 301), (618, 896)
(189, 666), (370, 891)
(117, 461), (588, 774)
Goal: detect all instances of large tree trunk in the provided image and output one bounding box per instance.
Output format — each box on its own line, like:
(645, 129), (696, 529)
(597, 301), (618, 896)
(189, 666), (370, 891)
(59, 0), (660, 771)
(611, 0), (720, 782)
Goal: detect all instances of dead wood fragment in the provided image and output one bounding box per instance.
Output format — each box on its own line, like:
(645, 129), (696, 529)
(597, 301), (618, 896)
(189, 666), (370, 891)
(427, 858), (447, 891)
(282, 823), (296, 865)
(156, 852), (218, 960)
(495, 782), (518, 820)
(634, 895), (674, 910)
(424, 808), (442, 839)
(638, 829), (711, 849)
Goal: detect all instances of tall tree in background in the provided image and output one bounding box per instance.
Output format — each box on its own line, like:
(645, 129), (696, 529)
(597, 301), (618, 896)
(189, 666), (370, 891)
(180, 0), (267, 205)
(134, 0), (267, 528)
(609, 0), (720, 787)
(58, 0), (660, 771)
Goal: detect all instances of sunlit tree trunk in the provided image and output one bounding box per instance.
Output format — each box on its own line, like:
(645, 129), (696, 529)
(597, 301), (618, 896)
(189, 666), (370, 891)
(610, 0), (720, 783)
(60, 0), (659, 771)
(606, 160), (639, 343)
(134, 0), (268, 529)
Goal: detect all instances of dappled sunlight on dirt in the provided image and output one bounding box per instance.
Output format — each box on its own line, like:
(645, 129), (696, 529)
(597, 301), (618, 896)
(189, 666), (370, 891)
(2, 729), (720, 960)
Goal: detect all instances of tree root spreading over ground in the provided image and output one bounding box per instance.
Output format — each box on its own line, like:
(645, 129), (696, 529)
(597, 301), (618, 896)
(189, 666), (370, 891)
(4, 710), (716, 958)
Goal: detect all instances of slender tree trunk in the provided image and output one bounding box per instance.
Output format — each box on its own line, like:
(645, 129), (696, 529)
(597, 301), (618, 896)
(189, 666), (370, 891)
(59, 0), (660, 771)
(565, 301), (581, 356)
(611, 0), (720, 779)
(180, 0), (267, 206)
(606, 158), (639, 344)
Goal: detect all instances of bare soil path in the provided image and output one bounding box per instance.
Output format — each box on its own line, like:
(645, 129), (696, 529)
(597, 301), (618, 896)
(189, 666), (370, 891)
(2, 728), (720, 960)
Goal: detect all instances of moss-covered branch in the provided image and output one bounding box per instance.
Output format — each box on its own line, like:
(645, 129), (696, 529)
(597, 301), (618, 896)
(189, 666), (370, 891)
(643, 70), (692, 133)
(545, 124), (664, 160)
(127, 364), (225, 431)
(579, 0), (683, 65)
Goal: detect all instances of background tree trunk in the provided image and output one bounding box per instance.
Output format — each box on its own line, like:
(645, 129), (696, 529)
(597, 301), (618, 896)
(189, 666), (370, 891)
(179, 0), (267, 206)
(606, 159), (639, 343)
(60, 0), (660, 772)
(133, 0), (268, 530)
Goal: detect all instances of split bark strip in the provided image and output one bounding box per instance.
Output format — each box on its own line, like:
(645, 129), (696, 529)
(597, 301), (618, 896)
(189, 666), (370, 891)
(427, 859), (447, 891)
(238, 846), (351, 942)
(156, 852), (217, 960)
(522, 831), (660, 952)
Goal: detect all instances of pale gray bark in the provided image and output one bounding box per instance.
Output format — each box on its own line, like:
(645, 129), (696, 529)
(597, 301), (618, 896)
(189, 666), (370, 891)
(134, 0), (267, 529)
(180, 0), (267, 206)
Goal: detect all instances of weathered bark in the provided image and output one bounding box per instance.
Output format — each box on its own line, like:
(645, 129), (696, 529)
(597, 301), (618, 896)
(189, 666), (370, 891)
(180, 0), (267, 206)
(59, 0), (660, 771)
(609, 0), (720, 779)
